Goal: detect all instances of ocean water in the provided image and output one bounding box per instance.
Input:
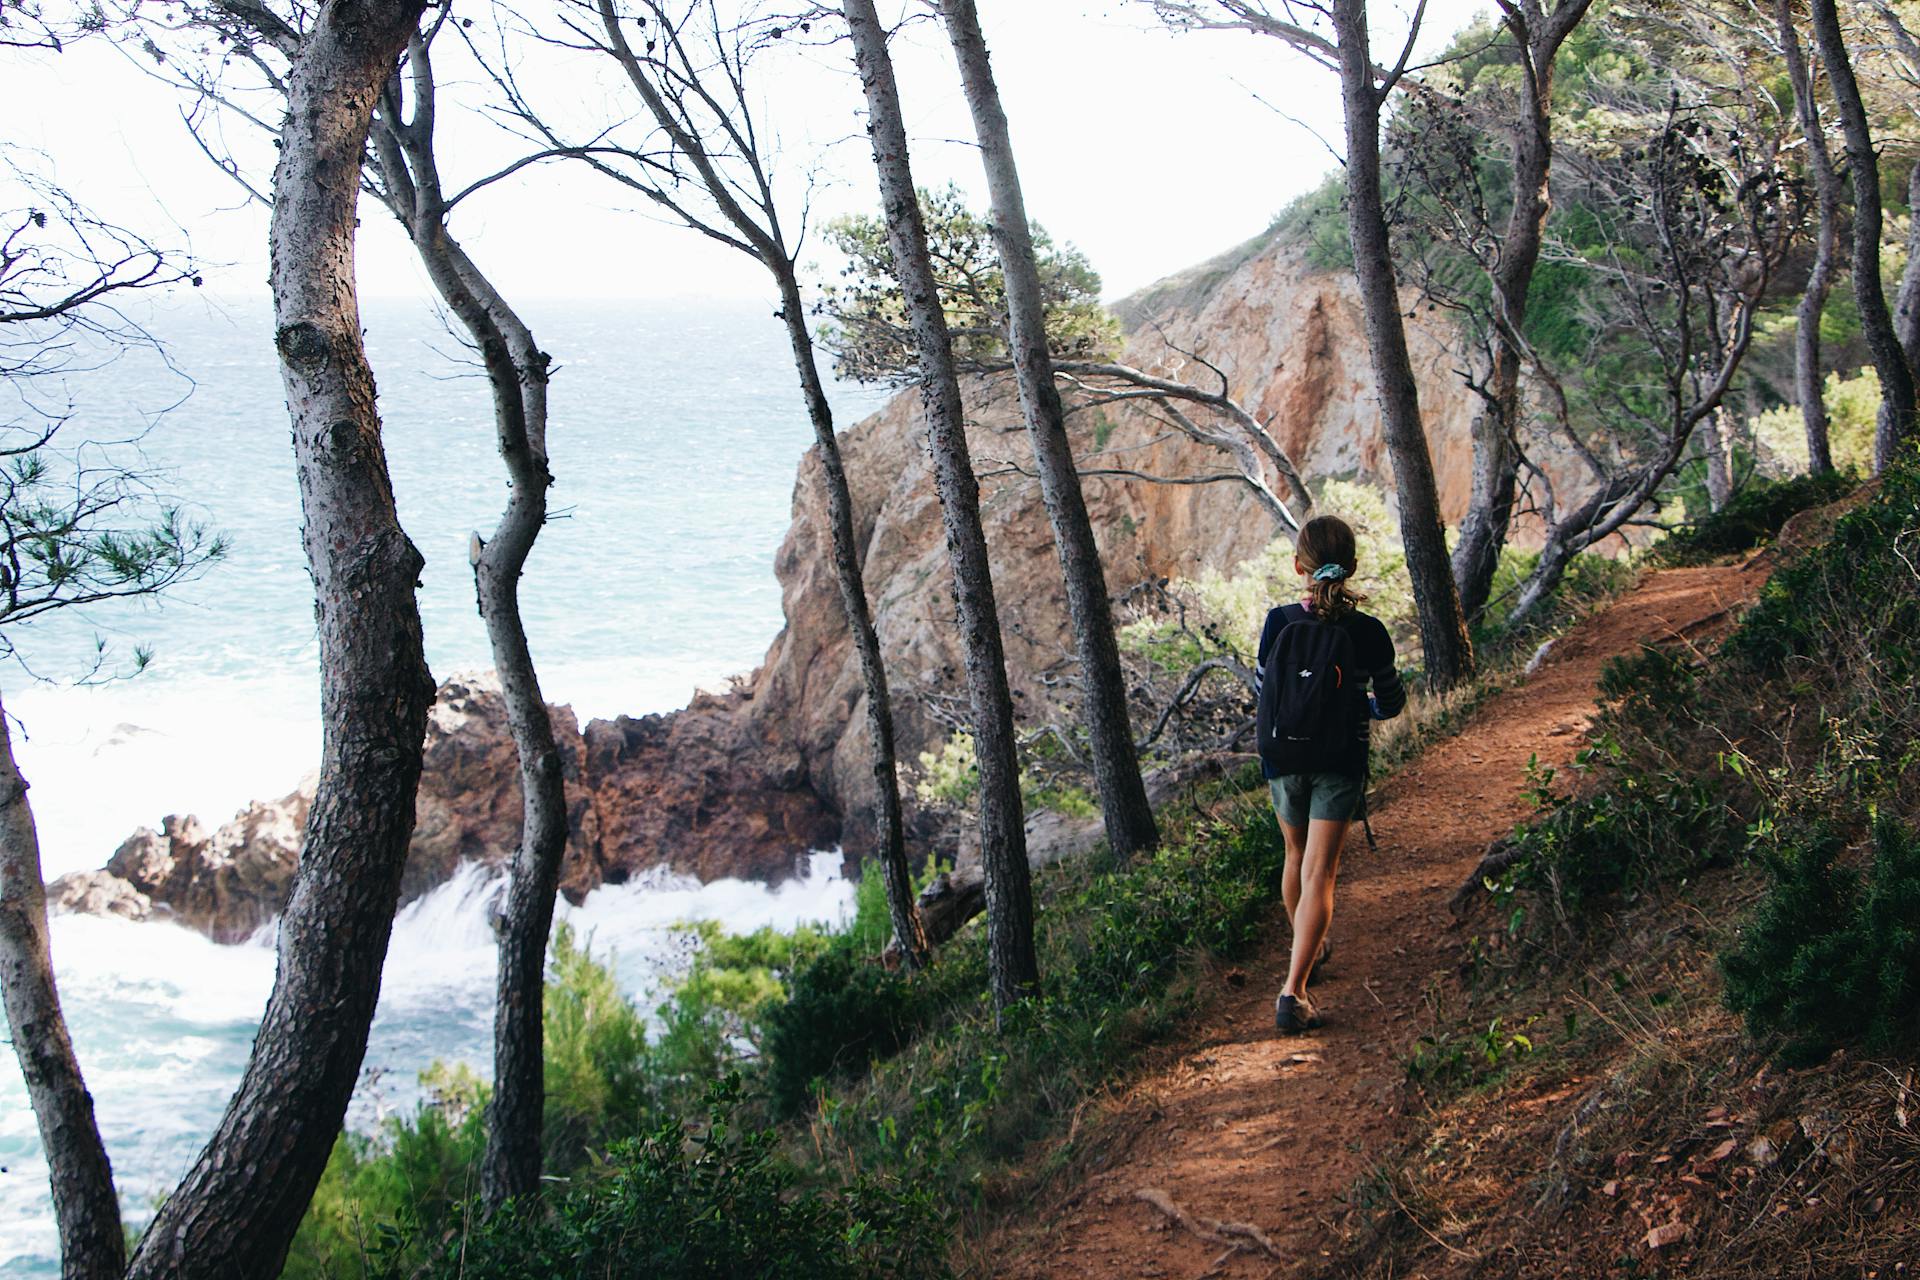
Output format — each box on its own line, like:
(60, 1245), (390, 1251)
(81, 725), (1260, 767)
(0, 296), (889, 1271)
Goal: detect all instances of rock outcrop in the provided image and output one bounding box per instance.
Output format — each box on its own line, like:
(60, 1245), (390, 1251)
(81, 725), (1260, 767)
(49, 673), (833, 939)
(53, 232), (1590, 940)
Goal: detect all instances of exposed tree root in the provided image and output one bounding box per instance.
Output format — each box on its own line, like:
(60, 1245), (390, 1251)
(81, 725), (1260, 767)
(1134, 1187), (1283, 1260)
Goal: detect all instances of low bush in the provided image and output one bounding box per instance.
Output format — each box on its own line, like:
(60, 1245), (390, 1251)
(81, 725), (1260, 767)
(391, 1076), (945, 1280)
(1485, 750), (1746, 939)
(760, 944), (924, 1118)
(792, 782), (1290, 1196)
(1651, 468), (1855, 566)
(1722, 817), (1920, 1064)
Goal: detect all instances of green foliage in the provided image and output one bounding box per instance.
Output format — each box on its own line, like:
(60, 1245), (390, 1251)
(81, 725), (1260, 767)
(760, 945), (925, 1118)
(390, 1076), (945, 1280)
(1722, 819), (1920, 1064)
(913, 730), (981, 809)
(1119, 479), (1416, 672)
(816, 184), (1118, 385)
(0, 429), (227, 668)
(1404, 1016), (1539, 1090)
(1487, 746), (1745, 932)
(283, 1066), (487, 1279)
(1725, 462), (1920, 678)
(1750, 368), (1882, 476)
(1269, 173), (1352, 270)
(540, 923), (660, 1171)
(912, 727), (1106, 821)
(794, 789), (1291, 1193)
(1649, 469), (1855, 566)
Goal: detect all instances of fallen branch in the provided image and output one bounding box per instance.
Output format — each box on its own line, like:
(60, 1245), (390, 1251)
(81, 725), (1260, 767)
(1133, 1187), (1283, 1260)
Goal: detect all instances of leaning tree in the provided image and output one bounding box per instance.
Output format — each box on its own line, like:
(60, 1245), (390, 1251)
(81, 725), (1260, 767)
(125, 1), (438, 1274)
(153, 0), (575, 1206)
(471, 0), (932, 970)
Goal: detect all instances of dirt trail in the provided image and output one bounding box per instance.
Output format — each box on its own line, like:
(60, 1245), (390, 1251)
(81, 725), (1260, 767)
(993, 562), (1770, 1279)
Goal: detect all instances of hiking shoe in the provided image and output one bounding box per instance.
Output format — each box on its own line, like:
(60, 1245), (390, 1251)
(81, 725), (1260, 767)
(1274, 992), (1322, 1035)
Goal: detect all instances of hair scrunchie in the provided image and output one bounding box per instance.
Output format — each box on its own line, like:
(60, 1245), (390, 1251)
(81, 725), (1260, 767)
(1311, 563), (1352, 583)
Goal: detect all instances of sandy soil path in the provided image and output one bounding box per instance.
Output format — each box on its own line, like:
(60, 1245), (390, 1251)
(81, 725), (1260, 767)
(992, 562), (1767, 1279)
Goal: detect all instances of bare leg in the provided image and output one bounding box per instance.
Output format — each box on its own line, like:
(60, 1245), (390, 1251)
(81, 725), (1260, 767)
(1280, 820), (1307, 929)
(1282, 817), (1351, 999)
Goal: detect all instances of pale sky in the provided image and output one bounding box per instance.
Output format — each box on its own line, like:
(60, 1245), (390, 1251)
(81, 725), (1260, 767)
(7, 0), (1490, 307)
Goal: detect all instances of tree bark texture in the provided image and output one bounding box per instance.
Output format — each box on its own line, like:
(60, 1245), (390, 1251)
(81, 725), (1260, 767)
(844, 0), (1037, 1009)
(941, 0), (1158, 861)
(0, 687), (125, 1280)
(1704, 404), (1736, 511)
(1780, 0), (1838, 474)
(1450, 0), (1592, 624)
(1330, 0), (1476, 689)
(589, 0), (927, 968)
(775, 273), (930, 969)
(126, 1), (436, 1273)
(1809, 0), (1916, 472)
(1893, 160), (1920, 386)
(363, 30), (570, 1209)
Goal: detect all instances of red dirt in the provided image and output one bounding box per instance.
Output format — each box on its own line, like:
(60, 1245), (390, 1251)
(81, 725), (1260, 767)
(990, 562), (1772, 1279)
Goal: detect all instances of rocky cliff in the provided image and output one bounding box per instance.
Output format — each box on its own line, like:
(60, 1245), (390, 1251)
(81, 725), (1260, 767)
(52, 231), (1540, 938)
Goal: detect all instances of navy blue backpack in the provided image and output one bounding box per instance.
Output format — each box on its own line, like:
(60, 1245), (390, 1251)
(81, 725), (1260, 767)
(1257, 604), (1365, 777)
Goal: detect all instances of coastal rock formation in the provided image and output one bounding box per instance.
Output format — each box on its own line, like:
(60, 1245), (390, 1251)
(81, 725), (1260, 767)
(54, 233), (1589, 939)
(49, 673), (831, 938)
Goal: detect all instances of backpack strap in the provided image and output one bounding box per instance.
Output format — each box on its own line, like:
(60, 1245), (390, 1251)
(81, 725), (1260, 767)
(1358, 786), (1379, 850)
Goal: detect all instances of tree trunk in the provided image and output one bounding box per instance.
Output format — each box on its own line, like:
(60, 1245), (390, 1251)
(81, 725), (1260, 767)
(1451, 0), (1592, 625)
(1703, 405), (1735, 512)
(941, 0), (1158, 861)
(1453, 348), (1522, 624)
(126, 2), (436, 1274)
(1781, 0), (1838, 475)
(775, 272), (930, 969)
(843, 0), (1037, 1010)
(366, 37), (572, 1208)
(1330, 0), (1476, 688)
(420, 229), (567, 1216)
(1809, 0), (1916, 472)
(0, 686), (124, 1280)
(585, 0), (928, 968)
(1892, 159), (1920, 384)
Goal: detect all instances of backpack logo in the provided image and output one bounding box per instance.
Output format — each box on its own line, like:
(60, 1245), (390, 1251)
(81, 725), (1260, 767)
(1299, 668), (1313, 678)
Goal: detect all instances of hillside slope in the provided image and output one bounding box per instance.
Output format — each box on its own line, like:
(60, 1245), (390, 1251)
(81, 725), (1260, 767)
(988, 558), (1771, 1277)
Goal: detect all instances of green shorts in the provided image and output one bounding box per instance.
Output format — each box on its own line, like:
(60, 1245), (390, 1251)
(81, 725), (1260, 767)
(1268, 772), (1365, 830)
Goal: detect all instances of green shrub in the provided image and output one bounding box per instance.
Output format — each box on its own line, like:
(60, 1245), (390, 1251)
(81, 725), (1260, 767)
(1650, 469), (1855, 567)
(1725, 462), (1920, 677)
(541, 922), (661, 1171)
(1750, 368), (1882, 475)
(391, 1076), (945, 1280)
(760, 944), (924, 1118)
(283, 1066), (487, 1280)
(1722, 818), (1920, 1064)
(1489, 750), (1746, 936)
(798, 792), (1290, 1193)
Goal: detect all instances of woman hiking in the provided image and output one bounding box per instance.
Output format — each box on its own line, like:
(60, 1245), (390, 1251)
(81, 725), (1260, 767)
(1254, 514), (1406, 1034)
